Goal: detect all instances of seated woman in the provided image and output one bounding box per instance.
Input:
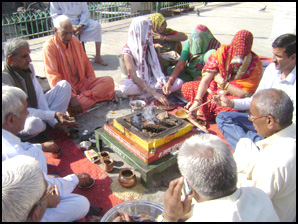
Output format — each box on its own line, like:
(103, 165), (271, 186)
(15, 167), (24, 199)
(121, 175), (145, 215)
(150, 13), (187, 54)
(181, 30), (263, 121)
(150, 13), (188, 73)
(118, 16), (183, 105)
(162, 25), (221, 95)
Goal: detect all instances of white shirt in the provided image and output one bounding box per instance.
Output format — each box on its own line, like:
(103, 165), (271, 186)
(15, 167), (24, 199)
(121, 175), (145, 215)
(2, 129), (79, 197)
(233, 63), (296, 123)
(2, 64), (58, 127)
(50, 2), (89, 25)
(2, 129), (47, 173)
(234, 123), (296, 222)
(187, 187), (279, 222)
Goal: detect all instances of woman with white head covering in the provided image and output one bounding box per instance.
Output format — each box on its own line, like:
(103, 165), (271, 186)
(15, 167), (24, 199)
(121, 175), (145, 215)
(119, 16), (183, 105)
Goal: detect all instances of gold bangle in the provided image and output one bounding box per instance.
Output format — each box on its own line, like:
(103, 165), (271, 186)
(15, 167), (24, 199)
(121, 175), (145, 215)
(194, 97), (202, 104)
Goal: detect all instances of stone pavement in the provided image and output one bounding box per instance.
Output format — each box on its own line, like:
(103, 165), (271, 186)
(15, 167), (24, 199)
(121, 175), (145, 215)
(2, 2), (295, 206)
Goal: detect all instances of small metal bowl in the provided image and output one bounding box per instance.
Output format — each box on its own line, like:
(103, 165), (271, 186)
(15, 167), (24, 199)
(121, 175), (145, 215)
(80, 141), (92, 152)
(78, 177), (95, 189)
(129, 100), (146, 113)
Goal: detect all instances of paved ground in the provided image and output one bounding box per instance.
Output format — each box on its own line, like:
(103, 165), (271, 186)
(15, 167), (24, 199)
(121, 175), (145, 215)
(3, 2), (293, 206)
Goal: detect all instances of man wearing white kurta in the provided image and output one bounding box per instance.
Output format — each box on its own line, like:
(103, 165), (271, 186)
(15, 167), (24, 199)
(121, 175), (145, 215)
(234, 89), (296, 222)
(160, 134), (279, 222)
(2, 86), (91, 222)
(50, 2), (108, 66)
(2, 38), (78, 141)
(2, 155), (90, 222)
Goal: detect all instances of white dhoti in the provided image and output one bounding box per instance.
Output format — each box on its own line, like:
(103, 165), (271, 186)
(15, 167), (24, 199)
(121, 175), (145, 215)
(41, 194), (90, 222)
(119, 76), (184, 96)
(50, 2), (103, 43)
(42, 173), (90, 222)
(72, 19), (102, 42)
(19, 80), (71, 138)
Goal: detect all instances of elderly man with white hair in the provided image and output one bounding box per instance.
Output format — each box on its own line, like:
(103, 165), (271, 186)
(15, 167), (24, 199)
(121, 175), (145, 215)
(43, 15), (115, 115)
(2, 155), (90, 222)
(158, 134), (279, 222)
(234, 89), (296, 222)
(2, 37), (79, 141)
(2, 86), (93, 220)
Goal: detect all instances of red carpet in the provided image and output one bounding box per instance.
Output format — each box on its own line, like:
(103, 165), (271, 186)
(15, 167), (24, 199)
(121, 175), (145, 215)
(45, 130), (125, 218)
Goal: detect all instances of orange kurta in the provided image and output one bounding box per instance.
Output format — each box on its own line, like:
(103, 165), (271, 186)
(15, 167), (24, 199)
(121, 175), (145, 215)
(43, 35), (114, 112)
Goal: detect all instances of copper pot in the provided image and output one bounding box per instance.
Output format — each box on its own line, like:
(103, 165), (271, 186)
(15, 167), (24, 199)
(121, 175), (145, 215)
(103, 158), (114, 173)
(100, 151), (110, 163)
(118, 168), (136, 188)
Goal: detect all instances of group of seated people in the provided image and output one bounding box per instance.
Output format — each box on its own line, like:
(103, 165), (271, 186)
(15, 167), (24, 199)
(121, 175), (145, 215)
(2, 10), (296, 222)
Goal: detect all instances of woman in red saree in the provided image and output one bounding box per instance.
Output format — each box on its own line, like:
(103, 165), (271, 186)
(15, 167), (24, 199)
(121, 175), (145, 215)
(181, 30), (263, 121)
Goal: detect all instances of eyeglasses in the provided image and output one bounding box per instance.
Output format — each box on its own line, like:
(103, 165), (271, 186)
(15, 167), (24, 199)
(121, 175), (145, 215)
(247, 114), (268, 122)
(27, 182), (55, 220)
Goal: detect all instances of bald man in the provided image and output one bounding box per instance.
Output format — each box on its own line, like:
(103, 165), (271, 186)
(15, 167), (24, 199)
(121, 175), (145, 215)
(43, 15), (115, 115)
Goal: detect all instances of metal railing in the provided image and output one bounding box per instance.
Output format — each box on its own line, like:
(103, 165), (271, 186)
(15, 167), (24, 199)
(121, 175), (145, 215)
(2, 2), (199, 41)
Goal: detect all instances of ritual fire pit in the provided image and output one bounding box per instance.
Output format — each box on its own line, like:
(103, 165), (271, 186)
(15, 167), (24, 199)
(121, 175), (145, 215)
(113, 107), (192, 151)
(96, 107), (196, 186)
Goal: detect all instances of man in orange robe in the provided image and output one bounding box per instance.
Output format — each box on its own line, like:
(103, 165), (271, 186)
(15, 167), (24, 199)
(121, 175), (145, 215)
(43, 15), (114, 115)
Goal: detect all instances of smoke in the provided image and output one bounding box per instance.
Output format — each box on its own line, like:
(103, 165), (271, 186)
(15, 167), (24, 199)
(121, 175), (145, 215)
(142, 107), (159, 124)
(131, 114), (143, 130)
(130, 106), (159, 130)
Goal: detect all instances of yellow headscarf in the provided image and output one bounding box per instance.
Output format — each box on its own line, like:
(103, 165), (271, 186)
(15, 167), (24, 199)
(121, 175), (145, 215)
(150, 13), (175, 35)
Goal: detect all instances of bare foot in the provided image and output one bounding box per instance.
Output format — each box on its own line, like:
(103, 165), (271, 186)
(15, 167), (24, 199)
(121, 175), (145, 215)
(94, 57), (108, 66)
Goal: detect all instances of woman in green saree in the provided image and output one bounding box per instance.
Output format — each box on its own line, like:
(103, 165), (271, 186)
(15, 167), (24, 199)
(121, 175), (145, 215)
(162, 25), (221, 95)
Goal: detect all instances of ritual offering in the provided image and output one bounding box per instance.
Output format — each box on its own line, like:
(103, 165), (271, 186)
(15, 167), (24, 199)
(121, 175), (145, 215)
(100, 200), (163, 222)
(155, 101), (176, 111)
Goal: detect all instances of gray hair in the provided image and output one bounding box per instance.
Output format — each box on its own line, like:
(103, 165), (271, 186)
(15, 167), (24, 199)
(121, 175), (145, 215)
(2, 155), (45, 222)
(253, 88), (293, 127)
(2, 86), (28, 124)
(178, 134), (237, 199)
(54, 15), (72, 30)
(4, 38), (29, 61)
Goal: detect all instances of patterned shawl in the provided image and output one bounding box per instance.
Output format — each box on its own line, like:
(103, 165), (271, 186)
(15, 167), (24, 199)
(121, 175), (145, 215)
(203, 30), (262, 94)
(123, 16), (166, 89)
(189, 24), (221, 58)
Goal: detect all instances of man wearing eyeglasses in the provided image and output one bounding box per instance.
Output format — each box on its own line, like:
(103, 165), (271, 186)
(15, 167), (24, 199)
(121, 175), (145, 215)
(233, 88), (296, 222)
(213, 33), (296, 151)
(2, 155), (90, 222)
